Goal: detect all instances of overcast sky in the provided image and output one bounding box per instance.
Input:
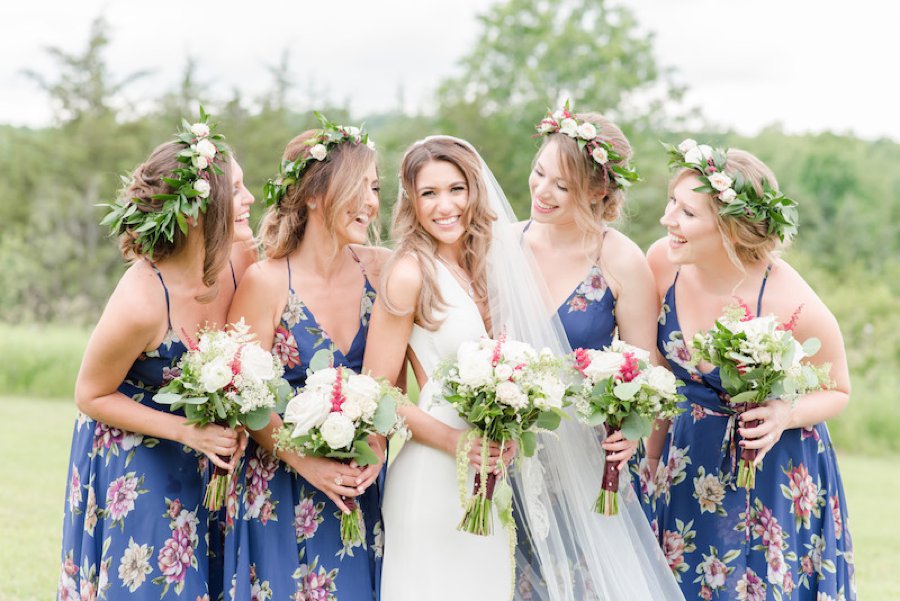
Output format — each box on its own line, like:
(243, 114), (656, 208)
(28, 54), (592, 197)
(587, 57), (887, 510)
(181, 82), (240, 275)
(2, 0), (898, 140)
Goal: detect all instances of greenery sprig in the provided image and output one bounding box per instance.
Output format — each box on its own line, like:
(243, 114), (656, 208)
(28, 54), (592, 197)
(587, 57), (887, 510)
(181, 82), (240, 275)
(99, 106), (229, 256)
(535, 100), (640, 189)
(263, 112), (374, 207)
(664, 139), (799, 242)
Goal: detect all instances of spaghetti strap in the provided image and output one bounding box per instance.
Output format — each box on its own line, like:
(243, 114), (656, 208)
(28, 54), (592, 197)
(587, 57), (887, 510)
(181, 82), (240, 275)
(230, 260), (237, 290)
(146, 261), (173, 330)
(347, 246), (368, 277)
(286, 257), (295, 293)
(756, 264), (772, 316)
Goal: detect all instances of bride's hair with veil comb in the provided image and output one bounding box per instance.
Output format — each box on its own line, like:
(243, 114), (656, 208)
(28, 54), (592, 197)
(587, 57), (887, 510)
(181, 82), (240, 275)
(381, 137), (496, 331)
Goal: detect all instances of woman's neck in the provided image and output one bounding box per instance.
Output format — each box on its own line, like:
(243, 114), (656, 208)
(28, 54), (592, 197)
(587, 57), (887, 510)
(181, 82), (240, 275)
(689, 253), (767, 297)
(155, 230), (208, 288)
(292, 220), (351, 281)
(530, 218), (591, 252)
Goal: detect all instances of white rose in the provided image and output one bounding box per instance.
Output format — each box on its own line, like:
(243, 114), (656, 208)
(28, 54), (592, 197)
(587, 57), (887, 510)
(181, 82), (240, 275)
(609, 340), (650, 363)
(284, 390), (332, 437)
(538, 376), (565, 409)
(646, 366), (678, 395)
(342, 126), (360, 137)
(496, 381), (526, 408)
(305, 367), (338, 391)
(677, 138), (698, 154)
(576, 122), (597, 140)
(501, 340), (537, 365)
(583, 351), (625, 382)
(559, 118), (578, 136)
(494, 363), (513, 382)
(683, 147), (703, 165)
(200, 357), (233, 393)
(341, 398), (362, 421)
(591, 146), (609, 165)
(708, 172), (733, 192)
(718, 188), (737, 203)
(456, 342), (494, 387)
(195, 139), (217, 159)
(552, 110), (565, 121)
(344, 373), (381, 408)
(310, 144), (328, 161)
(320, 412), (356, 449)
(240, 343), (276, 384)
(192, 155), (209, 170)
(698, 144), (714, 160)
(190, 123), (210, 138)
(193, 179), (211, 199)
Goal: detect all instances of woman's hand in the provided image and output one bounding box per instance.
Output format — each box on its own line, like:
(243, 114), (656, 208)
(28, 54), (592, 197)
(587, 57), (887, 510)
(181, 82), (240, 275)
(602, 429), (639, 470)
(352, 434), (387, 492)
(180, 422), (243, 471)
(738, 399), (794, 465)
(452, 430), (518, 474)
(286, 455), (364, 514)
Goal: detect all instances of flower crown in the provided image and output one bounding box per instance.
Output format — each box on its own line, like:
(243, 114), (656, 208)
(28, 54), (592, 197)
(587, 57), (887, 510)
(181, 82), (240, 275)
(100, 107), (229, 256)
(263, 112), (375, 207)
(664, 139), (798, 242)
(535, 101), (640, 189)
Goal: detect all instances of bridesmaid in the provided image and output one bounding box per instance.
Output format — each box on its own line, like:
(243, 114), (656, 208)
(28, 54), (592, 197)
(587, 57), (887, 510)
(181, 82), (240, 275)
(649, 141), (855, 599)
(222, 117), (386, 600)
(59, 116), (251, 600)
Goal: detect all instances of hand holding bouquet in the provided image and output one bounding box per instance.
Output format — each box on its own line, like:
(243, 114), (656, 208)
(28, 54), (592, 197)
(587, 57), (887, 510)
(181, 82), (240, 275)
(276, 349), (407, 550)
(438, 335), (568, 536)
(691, 301), (831, 488)
(153, 320), (292, 509)
(568, 339), (685, 515)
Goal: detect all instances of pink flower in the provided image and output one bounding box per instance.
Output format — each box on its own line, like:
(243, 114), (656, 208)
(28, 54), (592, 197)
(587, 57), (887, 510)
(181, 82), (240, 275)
(64, 555), (79, 576)
(568, 295), (588, 312)
(735, 568), (766, 601)
(297, 563), (336, 601)
(259, 500), (274, 525)
(157, 529), (193, 584)
(294, 498), (322, 541)
(699, 585), (712, 600)
(691, 403), (706, 422)
(782, 571), (795, 595)
(106, 475), (140, 521)
(800, 555), (814, 575)
(703, 556), (728, 588)
(831, 495), (843, 540)
(93, 422), (123, 451)
(168, 499), (183, 519)
(272, 327), (301, 369)
(662, 531), (685, 571)
(79, 579), (96, 601)
(69, 467), (83, 512)
(787, 464), (818, 520)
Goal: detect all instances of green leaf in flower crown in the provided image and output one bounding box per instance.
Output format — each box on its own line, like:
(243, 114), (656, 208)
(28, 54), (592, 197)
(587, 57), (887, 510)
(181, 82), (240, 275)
(613, 381), (640, 400)
(801, 337), (821, 357)
(520, 431), (537, 457)
(372, 392), (398, 435)
(621, 412), (651, 440)
(353, 439), (380, 466)
(493, 477), (514, 528)
(153, 392), (182, 405)
(309, 349), (334, 372)
(243, 406), (273, 431)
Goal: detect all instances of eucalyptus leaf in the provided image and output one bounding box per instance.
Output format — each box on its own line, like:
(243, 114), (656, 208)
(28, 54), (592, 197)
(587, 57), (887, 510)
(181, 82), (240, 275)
(309, 349), (334, 372)
(353, 439), (380, 466)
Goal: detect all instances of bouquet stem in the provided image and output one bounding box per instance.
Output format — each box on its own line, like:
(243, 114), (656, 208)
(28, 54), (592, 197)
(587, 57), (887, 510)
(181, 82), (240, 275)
(594, 424), (620, 516)
(204, 459), (231, 511)
(735, 403), (759, 490)
(339, 494), (365, 549)
(458, 472), (496, 536)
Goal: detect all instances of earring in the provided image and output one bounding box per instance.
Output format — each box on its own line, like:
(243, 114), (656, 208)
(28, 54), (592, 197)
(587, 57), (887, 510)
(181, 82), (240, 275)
(308, 202), (317, 210)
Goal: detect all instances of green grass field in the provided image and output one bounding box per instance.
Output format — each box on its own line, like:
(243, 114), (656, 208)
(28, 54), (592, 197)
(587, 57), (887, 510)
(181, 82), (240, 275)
(0, 396), (897, 600)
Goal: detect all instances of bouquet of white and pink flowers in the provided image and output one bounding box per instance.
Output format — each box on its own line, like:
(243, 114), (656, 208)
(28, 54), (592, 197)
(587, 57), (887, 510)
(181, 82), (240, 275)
(691, 301), (831, 489)
(568, 339), (685, 515)
(438, 335), (568, 536)
(275, 349), (407, 550)
(154, 320), (292, 509)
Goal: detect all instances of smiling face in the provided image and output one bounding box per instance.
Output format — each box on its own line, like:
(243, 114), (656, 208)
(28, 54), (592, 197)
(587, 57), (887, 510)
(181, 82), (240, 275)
(659, 174), (725, 265)
(335, 159), (380, 246)
(413, 159), (469, 251)
(230, 158), (255, 242)
(528, 138), (577, 225)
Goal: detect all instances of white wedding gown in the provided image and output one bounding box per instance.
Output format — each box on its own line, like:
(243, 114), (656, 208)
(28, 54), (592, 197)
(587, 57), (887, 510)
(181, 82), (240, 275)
(381, 261), (512, 600)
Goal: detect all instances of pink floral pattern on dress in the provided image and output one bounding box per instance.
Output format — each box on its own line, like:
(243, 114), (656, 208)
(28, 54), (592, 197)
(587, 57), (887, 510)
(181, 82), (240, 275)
(103, 473), (147, 528)
(242, 445), (280, 523)
(294, 489), (325, 542)
(292, 554), (338, 601)
(663, 519), (697, 581)
(273, 326), (301, 369)
(151, 498), (200, 597)
(781, 462), (826, 530)
(735, 567), (766, 601)
(566, 266), (608, 313)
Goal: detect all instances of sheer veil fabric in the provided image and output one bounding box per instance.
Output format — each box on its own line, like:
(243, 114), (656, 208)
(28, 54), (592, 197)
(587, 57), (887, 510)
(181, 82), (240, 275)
(427, 136), (684, 600)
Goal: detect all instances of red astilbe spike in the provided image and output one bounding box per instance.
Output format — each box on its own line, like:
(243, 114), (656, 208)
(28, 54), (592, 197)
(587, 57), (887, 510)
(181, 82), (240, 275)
(617, 352), (641, 383)
(573, 348), (591, 375)
(491, 333), (506, 368)
(181, 328), (199, 351)
(732, 296), (754, 322)
(778, 304), (805, 332)
(330, 366), (346, 412)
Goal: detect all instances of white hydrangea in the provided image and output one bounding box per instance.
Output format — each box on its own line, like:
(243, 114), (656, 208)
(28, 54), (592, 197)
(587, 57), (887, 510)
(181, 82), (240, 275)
(240, 343), (276, 384)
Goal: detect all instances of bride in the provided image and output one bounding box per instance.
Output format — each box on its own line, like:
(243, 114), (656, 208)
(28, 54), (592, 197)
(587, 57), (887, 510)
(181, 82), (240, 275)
(364, 136), (684, 600)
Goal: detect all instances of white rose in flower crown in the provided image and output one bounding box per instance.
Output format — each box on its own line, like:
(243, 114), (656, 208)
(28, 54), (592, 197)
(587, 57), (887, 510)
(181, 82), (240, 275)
(583, 351), (625, 383)
(190, 123), (210, 138)
(192, 155), (209, 170)
(552, 110), (565, 121)
(698, 144), (714, 160)
(305, 367), (339, 391)
(310, 144), (328, 161)
(683, 147), (703, 165)
(576, 122), (597, 140)
(193, 179), (211, 199)
(708, 172), (733, 192)
(559, 118), (578, 137)
(240, 343), (276, 384)
(284, 390), (332, 437)
(320, 412), (356, 449)
(591, 146), (609, 165)
(200, 357), (233, 393)
(456, 342), (494, 387)
(342, 126), (361, 137)
(539, 120), (556, 133)
(646, 366), (678, 396)
(718, 188), (737, 203)
(195, 139), (217, 160)
(494, 363), (514, 382)
(677, 139), (698, 154)
(496, 381), (527, 408)
(340, 398), (362, 421)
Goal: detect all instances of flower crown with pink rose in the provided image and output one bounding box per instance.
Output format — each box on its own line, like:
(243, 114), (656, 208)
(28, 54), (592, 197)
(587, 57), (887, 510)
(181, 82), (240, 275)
(263, 112), (375, 207)
(535, 101), (640, 189)
(100, 106), (229, 256)
(665, 139), (798, 242)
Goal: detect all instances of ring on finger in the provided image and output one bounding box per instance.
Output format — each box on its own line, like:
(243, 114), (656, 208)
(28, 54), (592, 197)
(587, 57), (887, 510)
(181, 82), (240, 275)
(334, 475), (343, 487)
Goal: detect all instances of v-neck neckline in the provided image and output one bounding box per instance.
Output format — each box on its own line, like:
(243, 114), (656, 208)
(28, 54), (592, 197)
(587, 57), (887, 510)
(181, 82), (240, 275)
(286, 280), (371, 360)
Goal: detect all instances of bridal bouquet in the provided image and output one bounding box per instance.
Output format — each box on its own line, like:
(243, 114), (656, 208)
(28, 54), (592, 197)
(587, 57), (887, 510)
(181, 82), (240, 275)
(568, 340), (685, 515)
(438, 335), (568, 536)
(275, 349), (407, 550)
(153, 320), (292, 509)
(691, 301), (831, 489)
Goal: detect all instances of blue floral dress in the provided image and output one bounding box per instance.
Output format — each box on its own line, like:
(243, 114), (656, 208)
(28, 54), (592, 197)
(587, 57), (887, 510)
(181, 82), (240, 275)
(637, 271), (856, 600)
(221, 253), (382, 601)
(58, 265), (213, 601)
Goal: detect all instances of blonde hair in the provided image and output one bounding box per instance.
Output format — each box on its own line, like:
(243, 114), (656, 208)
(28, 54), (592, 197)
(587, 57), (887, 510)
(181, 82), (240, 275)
(669, 148), (785, 268)
(118, 140), (234, 302)
(536, 112), (633, 254)
(382, 137), (496, 331)
(259, 130), (377, 259)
